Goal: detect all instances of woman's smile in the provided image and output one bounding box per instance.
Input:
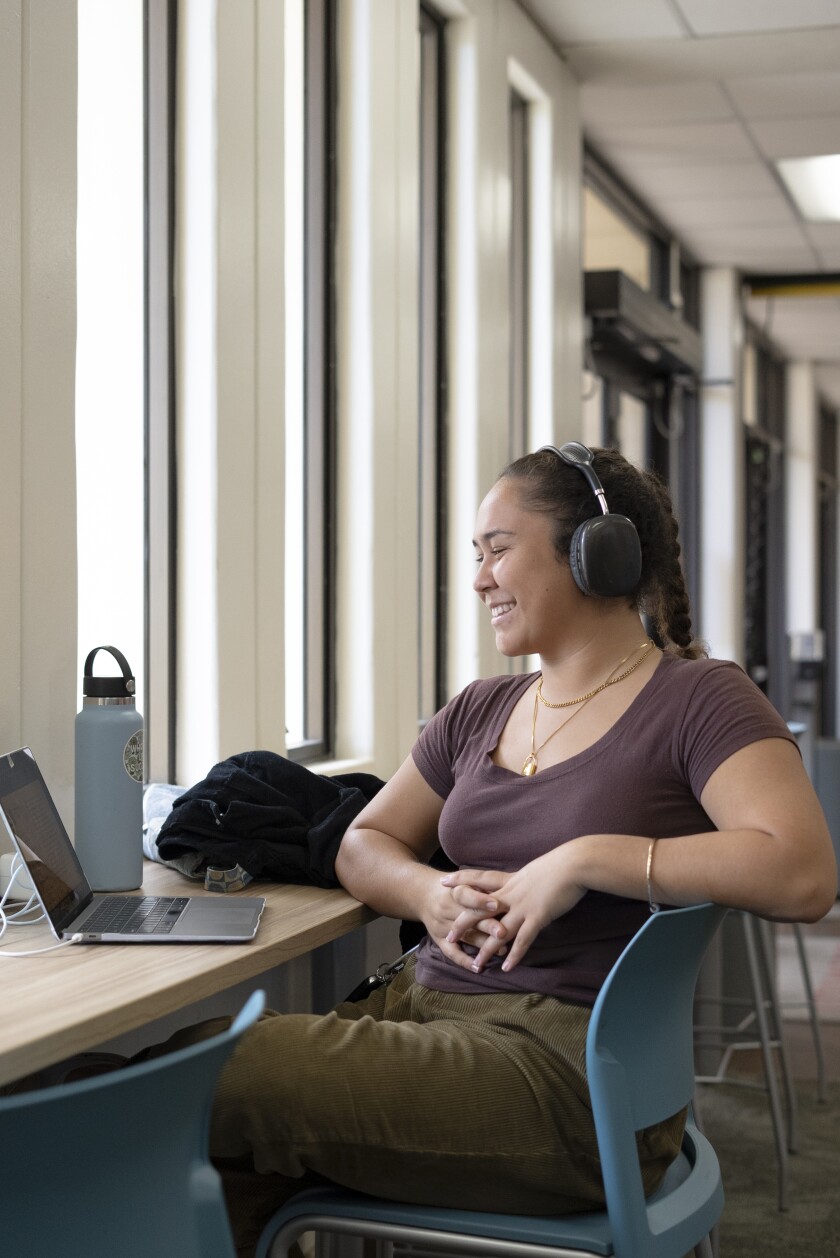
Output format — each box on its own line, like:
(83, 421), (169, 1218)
(489, 600), (516, 623)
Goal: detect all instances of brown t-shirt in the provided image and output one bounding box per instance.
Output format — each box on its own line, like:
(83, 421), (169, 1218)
(411, 653), (796, 1005)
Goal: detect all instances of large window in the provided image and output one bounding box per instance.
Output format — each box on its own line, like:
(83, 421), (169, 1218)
(583, 185), (651, 293)
(583, 147), (698, 323)
(76, 0), (145, 718)
(285, 0), (338, 759)
(417, 3), (447, 726)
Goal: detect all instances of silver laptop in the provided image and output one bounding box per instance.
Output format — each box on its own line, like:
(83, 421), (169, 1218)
(0, 747), (265, 943)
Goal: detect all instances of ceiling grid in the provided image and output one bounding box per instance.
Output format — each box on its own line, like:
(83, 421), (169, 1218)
(518, 0), (840, 403)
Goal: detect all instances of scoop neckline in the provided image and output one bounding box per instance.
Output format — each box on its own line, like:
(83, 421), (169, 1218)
(483, 651), (671, 782)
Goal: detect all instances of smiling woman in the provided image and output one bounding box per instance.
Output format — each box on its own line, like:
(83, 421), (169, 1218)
(189, 443), (837, 1254)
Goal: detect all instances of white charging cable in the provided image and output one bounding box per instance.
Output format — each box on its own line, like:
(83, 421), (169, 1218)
(0, 854), (82, 955)
(0, 853), (41, 922)
(0, 927), (83, 956)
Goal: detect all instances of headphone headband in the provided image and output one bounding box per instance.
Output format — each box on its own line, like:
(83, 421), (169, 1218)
(538, 443), (609, 515)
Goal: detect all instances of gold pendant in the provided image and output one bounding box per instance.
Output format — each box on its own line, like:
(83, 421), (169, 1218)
(521, 754), (538, 777)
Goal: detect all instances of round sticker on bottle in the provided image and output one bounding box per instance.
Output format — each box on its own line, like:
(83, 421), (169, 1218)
(123, 731), (144, 782)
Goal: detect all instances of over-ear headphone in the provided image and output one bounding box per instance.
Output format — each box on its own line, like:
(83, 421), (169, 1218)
(538, 442), (642, 598)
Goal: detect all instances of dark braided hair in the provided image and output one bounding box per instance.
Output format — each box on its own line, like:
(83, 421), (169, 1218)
(500, 446), (708, 661)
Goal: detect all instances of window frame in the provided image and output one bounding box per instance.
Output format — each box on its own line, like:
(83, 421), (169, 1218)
(417, 1), (448, 726)
(818, 402), (838, 736)
(742, 325), (787, 712)
(287, 0), (339, 763)
(508, 86), (529, 464)
(144, 0), (178, 782)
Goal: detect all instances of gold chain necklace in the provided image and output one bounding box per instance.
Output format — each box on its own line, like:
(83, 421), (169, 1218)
(536, 641), (653, 709)
(521, 640), (656, 777)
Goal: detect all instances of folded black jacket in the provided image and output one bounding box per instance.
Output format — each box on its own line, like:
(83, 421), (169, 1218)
(155, 750), (385, 888)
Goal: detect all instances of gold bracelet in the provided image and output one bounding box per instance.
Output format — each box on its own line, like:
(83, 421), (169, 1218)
(646, 838), (661, 914)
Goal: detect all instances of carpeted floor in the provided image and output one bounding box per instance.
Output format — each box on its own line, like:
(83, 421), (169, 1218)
(696, 1078), (840, 1256)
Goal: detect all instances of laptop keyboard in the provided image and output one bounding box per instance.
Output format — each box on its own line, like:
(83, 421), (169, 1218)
(82, 896), (190, 935)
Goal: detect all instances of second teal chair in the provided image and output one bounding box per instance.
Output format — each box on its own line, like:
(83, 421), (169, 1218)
(256, 905), (727, 1258)
(0, 988), (264, 1258)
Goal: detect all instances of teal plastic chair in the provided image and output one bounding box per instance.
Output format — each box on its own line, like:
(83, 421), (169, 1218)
(256, 905), (727, 1258)
(1, 988), (265, 1258)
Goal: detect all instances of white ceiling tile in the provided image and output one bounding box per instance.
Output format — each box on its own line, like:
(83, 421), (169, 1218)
(750, 297), (840, 325)
(689, 246), (813, 268)
(581, 81), (733, 128)
(626, 162), (780, 199)
(683, 224), (812, 250)
(676, 0), (840, 38)
(805, 223), (840, 250)
(726, 71), (840, 121)
(724, 251), (822, 271)
(516, 0), (840, 373)
(746, 297), (840, 365)
(677, 231), (817, 268)
(561, 29), (840, 85)
(597, 121), (755, 167)
(654, 196), (797, 229)
(748, 115), (840, 159)
(522, 0), (685, 45)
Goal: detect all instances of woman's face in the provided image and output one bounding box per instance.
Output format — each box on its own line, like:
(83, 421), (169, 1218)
(472, 477), (580, 657)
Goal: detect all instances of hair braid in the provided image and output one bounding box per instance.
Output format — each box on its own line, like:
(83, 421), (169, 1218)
(642, 494), (707, 660)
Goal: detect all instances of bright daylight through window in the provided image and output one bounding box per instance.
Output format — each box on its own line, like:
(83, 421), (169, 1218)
(76, 0), (145, 712)
(284, 0), (306, 749)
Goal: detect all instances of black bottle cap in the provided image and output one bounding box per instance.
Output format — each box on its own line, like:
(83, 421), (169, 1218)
(82, 646), (136, 699)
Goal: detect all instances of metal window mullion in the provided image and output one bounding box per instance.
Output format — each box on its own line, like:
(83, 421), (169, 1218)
(144, 0), (178, 782)
(418, 5), (447, 721)
(509, 89), (528, 464)
(298, 0), (337, 760)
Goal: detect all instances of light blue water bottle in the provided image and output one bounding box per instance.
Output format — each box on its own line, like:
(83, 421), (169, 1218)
(74, 646), (144, 890)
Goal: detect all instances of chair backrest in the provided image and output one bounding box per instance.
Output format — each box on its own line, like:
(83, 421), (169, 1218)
(0, 988), (265, 1258)
(586, 903), (726, 1256)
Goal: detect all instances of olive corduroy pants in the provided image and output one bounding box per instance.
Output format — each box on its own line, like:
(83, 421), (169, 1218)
(168, 960), (684, 1255)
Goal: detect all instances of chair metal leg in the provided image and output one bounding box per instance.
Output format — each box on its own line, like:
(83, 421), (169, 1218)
(693, 1234), (715, 1258)
(753, 917), (798, 1153)
(792, 922), (827, 1103)
(742, 915), (791, 1211)
(313, 1236), (371, 1258)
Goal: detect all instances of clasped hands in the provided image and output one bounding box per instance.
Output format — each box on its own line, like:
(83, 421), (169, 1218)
(427, 843), (587, 974)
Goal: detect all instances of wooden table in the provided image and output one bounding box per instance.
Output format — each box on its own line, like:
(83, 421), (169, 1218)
(0, 860), (374, 1088)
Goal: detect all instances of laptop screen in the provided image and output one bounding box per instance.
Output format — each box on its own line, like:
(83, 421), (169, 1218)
(0, 748), (93, 933)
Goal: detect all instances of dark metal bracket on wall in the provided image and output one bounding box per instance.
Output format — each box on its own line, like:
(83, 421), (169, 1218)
(584, 270), (704, 387)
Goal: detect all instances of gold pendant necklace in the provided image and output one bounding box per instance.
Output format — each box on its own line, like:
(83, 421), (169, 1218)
(521, 640), (655, 777)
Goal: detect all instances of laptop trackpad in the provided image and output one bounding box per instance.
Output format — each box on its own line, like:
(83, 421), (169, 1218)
(171, 896), (264, 939)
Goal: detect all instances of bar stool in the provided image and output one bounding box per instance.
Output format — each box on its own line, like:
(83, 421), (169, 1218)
(780, 921), (827, 1103)
(694, 911), (797, 1212)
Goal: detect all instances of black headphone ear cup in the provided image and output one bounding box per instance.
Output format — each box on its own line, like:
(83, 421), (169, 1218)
(568, 522), (590, 595)
(569, 516), (642, 598)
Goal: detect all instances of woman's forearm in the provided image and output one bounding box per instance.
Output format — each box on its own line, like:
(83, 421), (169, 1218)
(335, 825), (440, 921)
(569, 827), (836, 923)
